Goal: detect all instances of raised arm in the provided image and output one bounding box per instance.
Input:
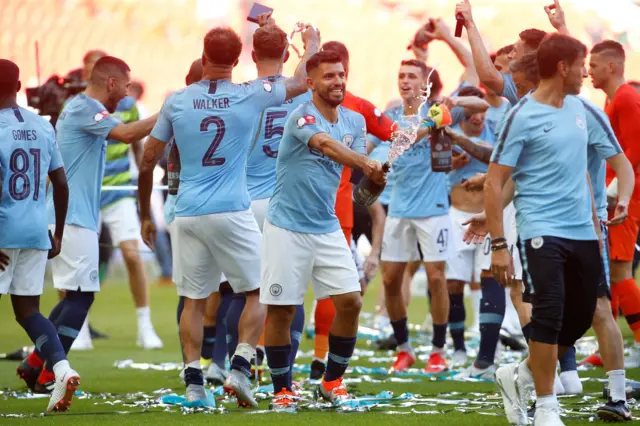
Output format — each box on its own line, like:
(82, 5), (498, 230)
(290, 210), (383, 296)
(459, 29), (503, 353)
(455, 0), (504, 94)
(445, 127), (493, 163)
(107, 113), (158, 145)
(425, 18), (479, 86)
(282, 25), (321, 100)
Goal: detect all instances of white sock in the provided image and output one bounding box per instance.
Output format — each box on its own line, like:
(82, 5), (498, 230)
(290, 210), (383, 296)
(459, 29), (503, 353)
(537, 394), (559, 410)
(398, 342), (412, 353)
(234, 342), (256, 363)
(432, 346), (444, 354)
(470, 289), (482, 327)
(559, 370), (582, 394)
(78, 318), (91, 340)
(313, 357), (326, 365)
(608, 369), (627, 402)
(136, 306), (152, 330)
(52, 360), (71, 378)
(186, 360), (201, 370)
(518, 359), (534, 385)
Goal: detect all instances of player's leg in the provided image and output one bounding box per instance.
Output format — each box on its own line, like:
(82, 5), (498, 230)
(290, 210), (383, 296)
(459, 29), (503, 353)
(225, 293), (245, 359)
(8, 249), (80, 412)
(416, 214), (451, 373)
(208, 210), (265, 407)
(261, 219), (314, 410)
(288, 304), (305, 385)
(103, 198), (162, 349)
(204, 285), (231, 385)
(609, 215), (640, 367)
(212, 283), (232, 369)
(201, 292), (220, 366)
(311, 228), (362, 404)
(174, 216), (217, 407)
(381, 217), (418, 371)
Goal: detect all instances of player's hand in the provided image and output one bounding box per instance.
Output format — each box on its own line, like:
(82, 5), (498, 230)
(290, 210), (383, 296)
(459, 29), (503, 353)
(424, 18), (451, 41)
(410, 40), (429, 62)
(141, 218), (157, 252)
(462, 173), (486, 191)
(257, 12), (276, 27)
(0, 249), (9, 271)
(452, 151), (470, 170)
(605, 202), (628, 226)
(364, 253), (379, 280)
(462, 212), (488, 244)
(302, 24), (321, 50)
(544, 0), (567, 33)
(48, 234), (62, 259)
(455, 0), (474, 28)
(364, 160), (387, 186)
(491, 248), (515, 288)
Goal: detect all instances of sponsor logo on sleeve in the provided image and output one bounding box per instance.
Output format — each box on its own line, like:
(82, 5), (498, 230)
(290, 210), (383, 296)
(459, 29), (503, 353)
(94, 110), (110, 122)
(296, 115), (316, 128)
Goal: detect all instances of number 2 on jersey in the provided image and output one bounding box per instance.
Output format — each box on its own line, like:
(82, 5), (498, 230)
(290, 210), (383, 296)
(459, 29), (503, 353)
(8, 148), (40, 201)
(263, 110), (287, 158)
(200, 116), (226, 167)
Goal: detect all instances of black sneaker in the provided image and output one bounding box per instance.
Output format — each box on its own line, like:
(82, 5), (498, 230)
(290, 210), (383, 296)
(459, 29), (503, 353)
(16, 358), (41, 391)
(309, 359), (326, 380)
(2, 346), (32, 361)
(89, 323), (109, 340)
(375, 335), (398, 351)
(499, 329), (527, 351)
(597, 399), (632, 422)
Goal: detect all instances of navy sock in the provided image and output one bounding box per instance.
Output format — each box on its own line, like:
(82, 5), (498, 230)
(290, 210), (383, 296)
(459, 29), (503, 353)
(201, 326), (216, 361)
(184, 366), (204, 386)
(177, 296), (185, 326)
(266, 345), (291, 392)
(51, 291), (94, 355)
(448, 293), (466, 352)
(213, 293), (232, 368)
(19, 312), (67, 369)
(559, 346), (577, 372)
(48, 299), (65, 324)
(476, 277), (505, 368)
(390, 317), (410, 347)
(325, 334), (356, 382)
(522, 323), (532, 342)
(432, 323), (447, 349)
(225, 294), (245, 360)
(230, 353), (252, 378)
(287, 304), (305, 386)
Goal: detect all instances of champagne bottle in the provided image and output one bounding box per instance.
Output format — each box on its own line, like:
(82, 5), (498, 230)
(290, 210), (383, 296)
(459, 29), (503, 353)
(430, 127), (452, 172)
(167, 141), (181, 196)
(353, 162), (391, 206)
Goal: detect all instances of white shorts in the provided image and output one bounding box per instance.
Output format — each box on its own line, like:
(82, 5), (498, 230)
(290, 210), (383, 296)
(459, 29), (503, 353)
(260, 220), (360, 305)
(48, 225), (100, 292)
(381, 214), (452, 263)
(446, 207), (487, 282)
(481, 202), (523, 280)
(174, 210), (260, 299)
(250, 198), (270, 233)
(0, 249), (48, 296)
(99, 198), (140, 246)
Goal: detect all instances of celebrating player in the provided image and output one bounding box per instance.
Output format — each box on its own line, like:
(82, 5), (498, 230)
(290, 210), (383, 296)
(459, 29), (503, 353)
(18, 56), (157, 397)
(260, 50), (387, 410)
(138, 25), (320, 408)
(0, 59), (80, 412)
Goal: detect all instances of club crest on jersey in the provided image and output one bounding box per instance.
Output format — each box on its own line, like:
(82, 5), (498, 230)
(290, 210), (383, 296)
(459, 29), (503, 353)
(94, 110), (109, 122)
(297, 115), (316, 128)
(531, 237), (544, 249)
(262, 80), (273, 93)
(342, 134), (354, 147)
(576, 115), (585, 129)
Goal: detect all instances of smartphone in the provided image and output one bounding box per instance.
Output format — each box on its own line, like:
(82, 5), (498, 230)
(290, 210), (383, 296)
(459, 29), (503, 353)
(247, 2), (273, 24)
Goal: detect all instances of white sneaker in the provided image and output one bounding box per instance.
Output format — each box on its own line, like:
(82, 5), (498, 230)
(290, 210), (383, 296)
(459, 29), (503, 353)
(47, 369), (80, 412)
(559, 370), (582, 395)
(625, 346), (640, 368)
(533, 406), (564, 425)
(495, 363), (534, 425)
(451, 350), (468, 367)
(205, 363), (229, 386)
(455, 363), (496, 381)
(224, 369), (257, 408)
(137, 328), (163, 349)
(70, 321), (93, 351)
(554, 373), (565, 395)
